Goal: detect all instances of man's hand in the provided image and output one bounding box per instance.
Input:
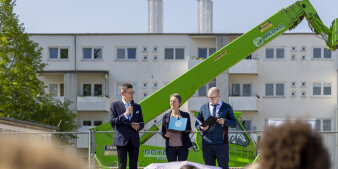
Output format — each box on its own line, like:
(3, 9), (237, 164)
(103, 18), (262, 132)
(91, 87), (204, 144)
(165, 131), (171, 138)
(131, 123), (139, 131)
(124, 106), (133, 116)
(216, 118), (225, 125)
(200, 125), (209, 131)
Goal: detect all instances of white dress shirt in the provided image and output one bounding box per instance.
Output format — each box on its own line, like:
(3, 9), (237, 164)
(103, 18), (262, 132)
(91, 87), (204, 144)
(209, 100), (223, 117)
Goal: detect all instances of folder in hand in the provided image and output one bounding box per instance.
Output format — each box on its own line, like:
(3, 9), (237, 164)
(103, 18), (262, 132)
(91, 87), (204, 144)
(200, 116), (217, 127)
(168, 117), (188, 131)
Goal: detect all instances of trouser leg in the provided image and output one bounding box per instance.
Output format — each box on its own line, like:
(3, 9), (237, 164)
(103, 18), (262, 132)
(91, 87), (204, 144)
(202, 144), (216, 166)
(116, 146), (127, 169)
(214, 144), (229, 169)
(166, 146), (178, 162)
(177, 147), (189, 161)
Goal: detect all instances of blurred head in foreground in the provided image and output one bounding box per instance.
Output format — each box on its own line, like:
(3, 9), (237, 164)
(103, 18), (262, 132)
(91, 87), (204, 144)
(258, 120), (330, 169)
(0, 136), (84, 169)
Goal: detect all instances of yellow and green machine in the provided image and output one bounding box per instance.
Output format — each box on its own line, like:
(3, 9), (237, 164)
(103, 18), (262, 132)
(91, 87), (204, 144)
(90, 0), (338, 168)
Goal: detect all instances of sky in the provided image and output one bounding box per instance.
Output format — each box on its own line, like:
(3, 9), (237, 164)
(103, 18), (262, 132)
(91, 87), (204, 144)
(13, 0), (338, 34)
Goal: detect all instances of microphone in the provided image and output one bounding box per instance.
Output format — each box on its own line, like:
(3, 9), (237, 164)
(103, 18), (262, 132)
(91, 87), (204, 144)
(130, 100), (134, 118)
(216, 110), (220, 118)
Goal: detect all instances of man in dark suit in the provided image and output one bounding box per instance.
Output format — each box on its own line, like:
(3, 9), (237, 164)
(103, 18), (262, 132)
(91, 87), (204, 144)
(110, 84), (144, 169)
(195, 87), (237, 169)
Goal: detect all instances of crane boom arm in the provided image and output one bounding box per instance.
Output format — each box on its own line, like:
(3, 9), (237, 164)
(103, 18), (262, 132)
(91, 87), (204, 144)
(92, 1), (338, 167)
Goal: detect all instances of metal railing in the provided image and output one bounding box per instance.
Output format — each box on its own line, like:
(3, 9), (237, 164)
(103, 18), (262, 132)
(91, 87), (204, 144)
(1, 130), (337, 169)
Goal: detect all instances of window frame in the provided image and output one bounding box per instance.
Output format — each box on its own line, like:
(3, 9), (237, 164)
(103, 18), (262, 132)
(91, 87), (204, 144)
(312, 47), (332, 59)
(82, 47), (103, 60)
(48, 83), (64, 97)
(230, 83), (252, 96)
(82, 83), (104, 96)
(48, 47), (69, 60)
(164, 47), (185, 60)
(265, 47), (285, 60)
(198, 47), (216, 59)
(116, 47), (137, 60)
(264, 82), (285, 97)
(312, 82), (332, 96)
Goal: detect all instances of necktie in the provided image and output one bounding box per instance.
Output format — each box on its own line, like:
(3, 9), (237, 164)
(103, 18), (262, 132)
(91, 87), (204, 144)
(212, 104), (217, 117)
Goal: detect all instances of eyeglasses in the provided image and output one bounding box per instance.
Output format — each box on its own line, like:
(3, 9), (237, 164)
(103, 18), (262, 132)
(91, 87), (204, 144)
(125, 91), (135, 95)
(208, 94), (219, 100)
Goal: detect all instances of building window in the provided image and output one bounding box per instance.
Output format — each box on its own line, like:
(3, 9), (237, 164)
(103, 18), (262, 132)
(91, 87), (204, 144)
(231, 83), (252, 96)
(232, 84), (240, 96)
(323, 119), (331, 131)
(245, 54), (252, 59)
(94, 84), (103, 96)
(83, 121), (91, 126)
(198, 79), (216, 96)
(49, 84), (58, 97)
(83, 48), (102, 60)
(198, 48), (216, 59)
(265, 83), (284, 96)
(313, 47), (331, 59)
(316, 119), (332, 131)
(265, 48), (284, 59)
(117, 48), (136, 60)
(49, 84), (64, 97)
(49, 48), (69, 59)
(243, 84), (252, 96)
(60, 83), (64, 97)
(83, 84), (91, 96)
(313, 83), (331, 96)
(82, 84), (103, 96)
(94, 121), (102, 126)
(165, 48), (185, 60)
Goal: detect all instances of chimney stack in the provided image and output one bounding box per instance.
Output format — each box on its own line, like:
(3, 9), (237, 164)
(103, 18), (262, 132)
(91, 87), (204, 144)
(197, 0), (213, 33)
(148, 0), (163, 33)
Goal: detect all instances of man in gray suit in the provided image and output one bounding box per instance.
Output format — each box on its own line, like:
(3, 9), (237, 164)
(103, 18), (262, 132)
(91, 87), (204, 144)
(110, 84), (144, 169)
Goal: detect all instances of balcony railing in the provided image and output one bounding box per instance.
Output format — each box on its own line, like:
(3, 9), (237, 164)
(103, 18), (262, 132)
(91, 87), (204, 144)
(77, 96), (110, 111)
(229, 59), (258, 74)
(229, 96), (257, 111)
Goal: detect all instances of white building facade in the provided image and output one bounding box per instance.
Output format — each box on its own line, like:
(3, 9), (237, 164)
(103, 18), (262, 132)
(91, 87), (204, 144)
(29, 33), (337, 165)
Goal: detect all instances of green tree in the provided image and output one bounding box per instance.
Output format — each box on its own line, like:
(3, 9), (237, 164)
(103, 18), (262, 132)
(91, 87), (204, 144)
(0, 0), (77, 142)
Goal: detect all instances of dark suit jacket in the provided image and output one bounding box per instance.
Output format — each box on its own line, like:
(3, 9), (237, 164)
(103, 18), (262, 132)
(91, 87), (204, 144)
(161, 110), (193, 149)
(110, 100), (144, 147)
(195, 101), (236, 144)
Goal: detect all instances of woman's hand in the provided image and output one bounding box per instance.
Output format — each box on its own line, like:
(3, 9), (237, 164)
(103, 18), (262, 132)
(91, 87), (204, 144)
(165, 131), (171, 138)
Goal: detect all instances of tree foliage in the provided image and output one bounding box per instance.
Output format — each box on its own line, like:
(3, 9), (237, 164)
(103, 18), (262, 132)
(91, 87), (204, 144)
(0, 0), (77, 143)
